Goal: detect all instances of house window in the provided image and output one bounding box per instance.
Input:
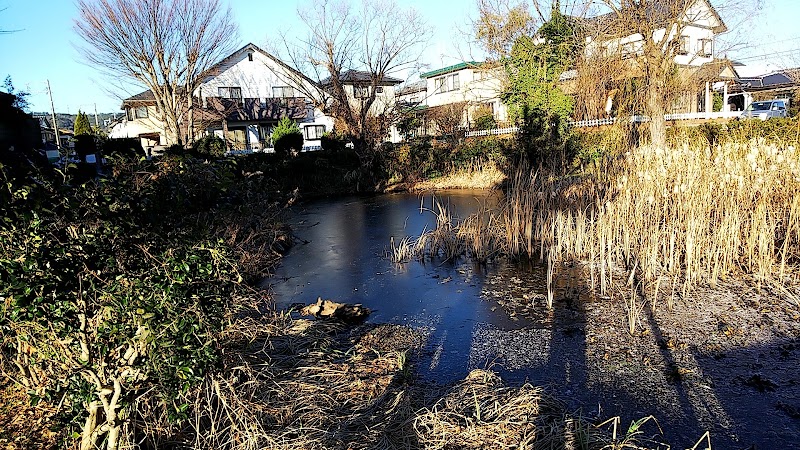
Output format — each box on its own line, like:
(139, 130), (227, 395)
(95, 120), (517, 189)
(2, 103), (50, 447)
(303, 125), (326, 140)
(248, 52), (253, 62)
(698, 38), (713, 57)
(450, 73), (460, 91)
(376, 86), (384, 94)
(272, 86), (294, 98)
(435, 77), (446, 93)
(354, 85), (370, 98)
(127, 108), (134, 121)
(434, 74), (460, 93)
(218, 87), (242, 99)
(678, 36), (690, 55)
(134, 106), (148, 119)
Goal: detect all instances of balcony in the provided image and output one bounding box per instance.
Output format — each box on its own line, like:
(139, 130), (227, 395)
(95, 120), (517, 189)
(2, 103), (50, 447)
(201, 97), (308, 122)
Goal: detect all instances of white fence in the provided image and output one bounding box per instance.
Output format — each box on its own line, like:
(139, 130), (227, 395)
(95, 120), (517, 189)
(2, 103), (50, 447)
(663, 111), (741, 121)
(464, 126), (519, 138)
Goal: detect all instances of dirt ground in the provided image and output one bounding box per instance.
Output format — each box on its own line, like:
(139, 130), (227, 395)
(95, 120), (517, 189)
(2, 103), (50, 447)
(479, 263), (800, 449)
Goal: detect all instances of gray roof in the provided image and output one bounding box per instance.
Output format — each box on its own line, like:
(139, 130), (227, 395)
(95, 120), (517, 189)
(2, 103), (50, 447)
(321, 70), (402, 86)
(397, 80), (427, 96)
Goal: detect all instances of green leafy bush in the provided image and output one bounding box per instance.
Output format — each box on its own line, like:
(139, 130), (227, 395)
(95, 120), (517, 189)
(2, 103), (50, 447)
(0, 154), (256, 449)
(271, 117), (303, 158)
(472, 105), (497, 131)
(193, 134), (227, 158)
(321, 131), (346, 152)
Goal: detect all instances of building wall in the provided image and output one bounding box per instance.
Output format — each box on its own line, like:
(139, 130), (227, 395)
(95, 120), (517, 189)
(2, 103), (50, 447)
(109, 104), (167, 148)
(423, 67), (508, 123)
(197, 47), (320, 102)
(196, 46), (333, 150)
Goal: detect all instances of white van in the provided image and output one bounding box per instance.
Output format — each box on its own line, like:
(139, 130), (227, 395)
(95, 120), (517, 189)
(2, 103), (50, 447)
(740, 99), (789, 120)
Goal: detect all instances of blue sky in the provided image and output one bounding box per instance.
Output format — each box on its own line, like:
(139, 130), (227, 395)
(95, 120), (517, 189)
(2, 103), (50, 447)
(1, 0), (798, 114)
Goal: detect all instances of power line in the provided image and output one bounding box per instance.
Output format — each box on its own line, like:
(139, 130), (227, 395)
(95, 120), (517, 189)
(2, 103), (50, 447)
(734, 48), (800, 62)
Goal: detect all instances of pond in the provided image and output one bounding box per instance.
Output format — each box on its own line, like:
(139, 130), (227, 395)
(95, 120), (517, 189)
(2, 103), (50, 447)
(266, 190), (543, 383)
(265, 190), (800, 449)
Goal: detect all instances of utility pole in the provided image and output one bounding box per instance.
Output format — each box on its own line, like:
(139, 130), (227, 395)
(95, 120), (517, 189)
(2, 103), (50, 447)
(94, 103), (100, 129)
(47, 80), (61, 150)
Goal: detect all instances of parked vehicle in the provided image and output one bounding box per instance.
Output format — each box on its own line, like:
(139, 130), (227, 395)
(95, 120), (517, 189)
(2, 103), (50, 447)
(740, 99), (789, 120)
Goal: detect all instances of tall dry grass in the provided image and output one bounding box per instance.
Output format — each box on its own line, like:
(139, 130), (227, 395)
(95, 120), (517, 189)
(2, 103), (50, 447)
(395, 141), (800, 309)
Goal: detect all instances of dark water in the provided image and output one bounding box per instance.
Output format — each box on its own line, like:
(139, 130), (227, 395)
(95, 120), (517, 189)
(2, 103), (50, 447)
(266, 190), (539, 382)
(265, 191), (800, 449)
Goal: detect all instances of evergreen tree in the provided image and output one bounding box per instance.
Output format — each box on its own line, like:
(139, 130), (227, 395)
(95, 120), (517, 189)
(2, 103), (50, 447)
(74, 110), (92, 136)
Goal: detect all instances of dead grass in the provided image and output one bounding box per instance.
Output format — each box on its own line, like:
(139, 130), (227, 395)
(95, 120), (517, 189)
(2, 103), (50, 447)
(107, 305), (632, 449)
(407, 160), (507, 191)
(414, 369), (602, 450)
(396, 141), (800, 312)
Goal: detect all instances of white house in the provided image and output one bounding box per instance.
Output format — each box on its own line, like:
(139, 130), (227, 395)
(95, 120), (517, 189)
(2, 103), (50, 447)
(574, 0), (731, 116)
(392, 61), (509, 141)
(110, 43), (334, 152)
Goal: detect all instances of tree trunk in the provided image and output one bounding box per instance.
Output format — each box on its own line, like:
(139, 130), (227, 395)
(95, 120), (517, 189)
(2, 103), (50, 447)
(646, 82), (667, 149)
(187, 94), (195, 145)
(80, 401), (99, 450)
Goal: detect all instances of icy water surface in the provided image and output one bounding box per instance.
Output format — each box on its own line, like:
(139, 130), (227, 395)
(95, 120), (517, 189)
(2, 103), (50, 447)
(266, 190), (540, 382)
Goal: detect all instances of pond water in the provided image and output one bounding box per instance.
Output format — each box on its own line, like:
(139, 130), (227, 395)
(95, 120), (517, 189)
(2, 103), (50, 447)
(265, 191), (800, 449)
(266, 190), (544, 382)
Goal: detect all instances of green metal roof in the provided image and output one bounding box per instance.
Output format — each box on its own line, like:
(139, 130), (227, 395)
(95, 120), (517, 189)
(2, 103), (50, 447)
(420, 61), (482, 79)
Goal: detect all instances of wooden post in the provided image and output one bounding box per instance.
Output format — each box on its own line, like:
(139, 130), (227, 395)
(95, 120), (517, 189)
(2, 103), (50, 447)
(722, 81), (729, 112)
(705, 81), (711, 119)
(47, 80), (61, 150)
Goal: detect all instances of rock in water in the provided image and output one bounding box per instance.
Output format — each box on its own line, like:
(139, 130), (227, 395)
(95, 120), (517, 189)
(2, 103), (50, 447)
(300, 297), (371, 324)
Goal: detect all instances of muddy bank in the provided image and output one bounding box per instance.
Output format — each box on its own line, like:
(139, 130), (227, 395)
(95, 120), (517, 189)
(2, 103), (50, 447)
(480, 262), (800, 448)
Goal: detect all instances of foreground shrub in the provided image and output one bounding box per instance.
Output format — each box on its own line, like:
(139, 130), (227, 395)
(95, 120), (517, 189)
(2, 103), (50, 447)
(193, 134), (227, 158)
(0, 153), (283, 449)
(272, 117), (303, 157)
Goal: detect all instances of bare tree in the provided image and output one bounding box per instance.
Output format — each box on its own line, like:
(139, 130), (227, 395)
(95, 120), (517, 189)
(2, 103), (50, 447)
(280, 0), (431, 169)
(581, 0), (731, 147)
(74, 0), (237, 146)
(429, 101), (468, 143)
(472, 0), (591, 59)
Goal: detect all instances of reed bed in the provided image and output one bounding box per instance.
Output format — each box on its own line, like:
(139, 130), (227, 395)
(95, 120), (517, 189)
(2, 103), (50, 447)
(394, 141), (800, 308)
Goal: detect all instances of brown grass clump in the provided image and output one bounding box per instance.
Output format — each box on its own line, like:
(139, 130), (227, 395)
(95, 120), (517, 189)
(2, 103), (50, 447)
(414, 369), (598, 449)
(409, 160), (507, 191)
(114, 303), (621, 449)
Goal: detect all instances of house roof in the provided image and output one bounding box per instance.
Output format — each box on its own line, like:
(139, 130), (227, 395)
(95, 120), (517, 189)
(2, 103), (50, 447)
(421, 62), (482, 79)
(583, 0), (727, 36)
(397, 80), (427, 96)
(320, 70), (403, 86)
(203, 43), (319, 88)
(122, 89), (156, 104)
(734, 68), (800, 91)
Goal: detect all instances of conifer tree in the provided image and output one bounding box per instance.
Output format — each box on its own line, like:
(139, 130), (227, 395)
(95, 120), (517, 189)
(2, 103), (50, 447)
(74, 110), (92, 136)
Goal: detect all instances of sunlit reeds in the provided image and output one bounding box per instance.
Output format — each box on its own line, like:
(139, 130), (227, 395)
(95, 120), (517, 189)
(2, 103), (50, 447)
(396, 140), (800, 315)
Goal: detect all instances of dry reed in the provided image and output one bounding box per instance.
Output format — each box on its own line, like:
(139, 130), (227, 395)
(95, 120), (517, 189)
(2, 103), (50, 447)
(395, 140), (800, 312)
